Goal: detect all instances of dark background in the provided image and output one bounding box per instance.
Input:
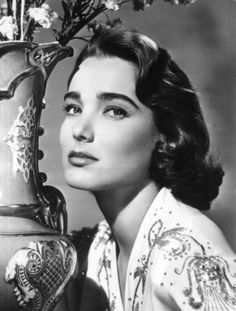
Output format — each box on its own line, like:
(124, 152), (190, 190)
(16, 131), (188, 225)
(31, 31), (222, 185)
(39, 0), (236, 250)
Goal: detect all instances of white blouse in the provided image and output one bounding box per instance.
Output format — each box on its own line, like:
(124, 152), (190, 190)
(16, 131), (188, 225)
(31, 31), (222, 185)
(84, 187), (236, 311)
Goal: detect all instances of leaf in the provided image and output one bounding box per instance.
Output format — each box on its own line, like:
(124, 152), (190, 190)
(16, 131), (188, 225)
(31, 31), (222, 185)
(141, 273), (146, 294)
(105, 259), (111, 269)
(132, 0), (145, 11)
(52, 29), (61, 40)
(0, 33), (6, 41)
(62, 0), (71, 22)
(134, 302), (139, 311)
(134, 267), (143, 279)
(72, 1), (81, 17)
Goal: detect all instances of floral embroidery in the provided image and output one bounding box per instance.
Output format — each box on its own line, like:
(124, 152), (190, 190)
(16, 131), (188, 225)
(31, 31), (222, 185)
(132, 217), (236, 311)
(99, 247), (117, 310)
(96, 221), (117, 310)
(92, 190), (236, 311)
(132, 220), (188, 310)
(177, 255), (236, 310)
(93, 221), (111, 250)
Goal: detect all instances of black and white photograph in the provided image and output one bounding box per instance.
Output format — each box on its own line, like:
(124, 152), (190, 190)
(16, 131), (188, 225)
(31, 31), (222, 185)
(0, 0), (235, 310)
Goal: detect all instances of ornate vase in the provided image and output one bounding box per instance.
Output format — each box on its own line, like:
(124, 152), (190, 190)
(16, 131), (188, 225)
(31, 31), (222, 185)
(0, 41), (77, 311)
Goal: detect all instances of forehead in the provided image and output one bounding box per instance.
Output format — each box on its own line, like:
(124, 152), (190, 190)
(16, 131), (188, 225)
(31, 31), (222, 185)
(69, 56), (138, 93)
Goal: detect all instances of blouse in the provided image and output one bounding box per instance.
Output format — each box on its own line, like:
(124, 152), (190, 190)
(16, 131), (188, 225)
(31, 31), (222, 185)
(73, 187), (236, 311)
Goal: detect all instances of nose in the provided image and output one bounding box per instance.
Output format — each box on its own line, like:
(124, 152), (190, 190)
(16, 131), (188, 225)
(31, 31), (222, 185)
(72, 117), (94, 143)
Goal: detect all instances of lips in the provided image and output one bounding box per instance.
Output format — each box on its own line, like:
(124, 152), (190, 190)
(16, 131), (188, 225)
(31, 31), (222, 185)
(68, 151), (98, 167)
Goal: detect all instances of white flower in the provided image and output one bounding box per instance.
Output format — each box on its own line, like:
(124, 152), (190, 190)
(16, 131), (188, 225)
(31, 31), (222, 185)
(0, 16), (18, 40)
(103, 0), (121, 11)
(0, 0), (8, 10)
(28, 3), (58, 29)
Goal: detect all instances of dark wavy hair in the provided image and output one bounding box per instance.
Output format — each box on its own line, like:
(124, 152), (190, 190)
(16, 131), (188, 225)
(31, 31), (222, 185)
(68, 28), (224, 210)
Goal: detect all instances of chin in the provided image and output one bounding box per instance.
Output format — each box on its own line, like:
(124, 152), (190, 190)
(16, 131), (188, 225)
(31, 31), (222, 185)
(63, 166), (135, 192)
(64, 171), (99, 191)
(64, 174), (116, 192)
(64, 175), (90, 190)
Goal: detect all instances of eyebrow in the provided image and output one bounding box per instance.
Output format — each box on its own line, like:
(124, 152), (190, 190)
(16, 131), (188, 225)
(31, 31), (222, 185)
(64, 91), (139, 109)
(64, 91), (81, 102)
(98, 92), (139, 109)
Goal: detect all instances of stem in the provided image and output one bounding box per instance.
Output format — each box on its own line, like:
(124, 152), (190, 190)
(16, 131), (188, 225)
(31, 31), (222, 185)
(20, 0), (25, 41)
(85, 0), (95, 19)
(11, 0), (17, 40)
(12, 0), (16, 20)
(23, 18), (34, 41)
(59, 5), (106, 46)
(69, 36), (91, 42)
(7, 0), (12, 16)
(131, 236), (157, 311)
(80, 0), (93, 11)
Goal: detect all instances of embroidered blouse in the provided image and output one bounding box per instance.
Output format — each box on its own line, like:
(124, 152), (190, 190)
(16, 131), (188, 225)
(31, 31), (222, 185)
(79, 187), (236, 311)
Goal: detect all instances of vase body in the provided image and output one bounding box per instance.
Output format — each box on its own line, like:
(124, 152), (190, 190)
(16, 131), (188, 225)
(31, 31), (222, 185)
(0, 41), (77, 311)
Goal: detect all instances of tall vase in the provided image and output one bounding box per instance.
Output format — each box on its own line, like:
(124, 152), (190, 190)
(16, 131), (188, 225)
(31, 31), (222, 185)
(0, 41), (77, 311)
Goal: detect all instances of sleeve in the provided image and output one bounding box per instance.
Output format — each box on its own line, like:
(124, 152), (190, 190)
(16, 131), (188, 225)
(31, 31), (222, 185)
(151, 225), (236, 311)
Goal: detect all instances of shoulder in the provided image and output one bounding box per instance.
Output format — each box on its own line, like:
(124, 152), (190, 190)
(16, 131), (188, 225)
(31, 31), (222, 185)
(149, 190), (236, 310)
(159, 187), (234, 254)
(178, 200), (234, 256)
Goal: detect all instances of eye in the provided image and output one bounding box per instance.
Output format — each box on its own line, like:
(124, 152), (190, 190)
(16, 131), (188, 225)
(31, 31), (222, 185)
(63, 103), (82, 116)
(104, 106), (129, 120)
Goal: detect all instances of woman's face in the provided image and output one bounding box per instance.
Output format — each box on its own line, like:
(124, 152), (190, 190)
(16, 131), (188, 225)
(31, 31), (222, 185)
(60, 56), (159, 192)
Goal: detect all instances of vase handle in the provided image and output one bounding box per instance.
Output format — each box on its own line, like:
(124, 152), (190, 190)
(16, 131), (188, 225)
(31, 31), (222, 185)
(40, 185), (68, 234)
(29, 42), (73, 78)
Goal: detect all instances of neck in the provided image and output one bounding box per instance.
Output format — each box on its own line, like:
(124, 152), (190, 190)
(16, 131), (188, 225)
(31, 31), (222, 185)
(93, 180), (159, 258)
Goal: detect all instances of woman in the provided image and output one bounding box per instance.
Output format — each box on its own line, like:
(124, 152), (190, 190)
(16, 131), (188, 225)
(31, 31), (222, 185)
(60, 28), (236, 311)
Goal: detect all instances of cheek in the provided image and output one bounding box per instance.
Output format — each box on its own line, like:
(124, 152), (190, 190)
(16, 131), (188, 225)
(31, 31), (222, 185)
(59, 121), (71, 152)
(101, 123), (158, 163)
(127, 129), (157, 162)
